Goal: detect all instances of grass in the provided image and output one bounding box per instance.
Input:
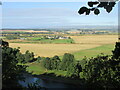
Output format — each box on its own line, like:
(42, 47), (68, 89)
(26, 61), (67, 76)
(0, 37), (6, 39)
(26, 62), (46, 75)
(46, 70), (67, 77)
(72, 44), (115, 60)
(38, 39), (74, 44)
(58, 44), (115, 61)
(11, 38), (75, 44)
(29, 37), (43, 41)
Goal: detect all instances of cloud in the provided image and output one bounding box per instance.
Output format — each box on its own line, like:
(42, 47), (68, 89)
(2, 2), (118, 29)
(3, 8), (76, 18)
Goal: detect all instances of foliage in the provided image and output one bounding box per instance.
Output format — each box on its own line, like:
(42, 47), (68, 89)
(42, 57), (51, 70)
(37, 56), (41, 63)
(16, 49), (35, 63)
(41, 53), (83, 78)
(5, 34), (20, 40)
(0, 39), (9, 47)
(60, 53), (75, 71)
(78, 0), (118, 15)
(24, 50), (35, 63)
(82, 54), (120, 88)
(2, 42), (27, 88)
(50, 55), (61, 70)
(41, 56), (61, 70)
(67, 62), (82, 78)
(16, 50), (26, 64)
(112, 42), (120, 59)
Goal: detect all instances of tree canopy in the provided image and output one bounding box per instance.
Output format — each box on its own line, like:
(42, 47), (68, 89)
(2, 41), (27, 88)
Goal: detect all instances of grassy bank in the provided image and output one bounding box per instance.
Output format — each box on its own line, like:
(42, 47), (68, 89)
(26, 62), (67, 76)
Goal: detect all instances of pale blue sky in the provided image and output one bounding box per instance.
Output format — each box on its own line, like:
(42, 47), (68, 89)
(2, 2), (118, 29)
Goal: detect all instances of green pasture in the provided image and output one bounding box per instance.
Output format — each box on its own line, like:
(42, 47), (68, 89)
(72, 44), (115, 60)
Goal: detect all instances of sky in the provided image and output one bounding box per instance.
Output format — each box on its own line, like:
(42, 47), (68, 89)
(1, 2), (119, 29)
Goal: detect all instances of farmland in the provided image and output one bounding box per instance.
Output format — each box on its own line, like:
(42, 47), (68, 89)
(72, 44), (115, 60)
(3, 30), (118, 58)
(71, 35), (118, 44)
(9, 35), (118, 59)
(10, 43), (101, 57)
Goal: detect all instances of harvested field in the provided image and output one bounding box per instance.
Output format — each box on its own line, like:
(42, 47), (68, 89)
(10, 43), (101, 57)
(71, 35), (118, 44)
(9, 35), (118, 57)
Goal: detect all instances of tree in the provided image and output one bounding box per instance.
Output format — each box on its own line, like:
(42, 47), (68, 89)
(16, 49), (26, 64)
(60, 53), (75, 71)
(5, 34), (20, 40)
(67, 62), (82, 78)
(24, 50), (35, 63)
(50, 55), (61, 70)
(2, 41), (27, 88)
(0, 39), (9, 47)
(37, 56), (41, 63)
(42, 57), (51, 70)
(82, 54), (120, 88)
(112, 42), (120, 59)
(78, 0), (118, 15)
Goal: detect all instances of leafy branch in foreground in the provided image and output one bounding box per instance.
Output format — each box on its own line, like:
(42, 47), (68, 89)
(78, 0), (118, 15)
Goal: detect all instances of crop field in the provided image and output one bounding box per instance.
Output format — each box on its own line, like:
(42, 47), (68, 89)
(10, 43), (101, 57)
(9, 35), (118, 58)
(71, 35), (118, 44)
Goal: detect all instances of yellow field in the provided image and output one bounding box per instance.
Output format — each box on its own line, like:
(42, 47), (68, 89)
(71, 35), (118, 44)
(9, 35), (118, 57)
(10, 43), (101, 57)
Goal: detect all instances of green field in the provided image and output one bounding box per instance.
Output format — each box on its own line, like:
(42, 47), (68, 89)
(10, 38), (75, 44)
(73, 44), (115, 60)
(31, 38), (75, 44)
(26, 63), (46, 75)
(27, 44), (115, 76)
(0, 37), (6, 39)
(59, 44), (115, 60)
(43, 39), (74, 44)
(26, 62), (67, 76)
